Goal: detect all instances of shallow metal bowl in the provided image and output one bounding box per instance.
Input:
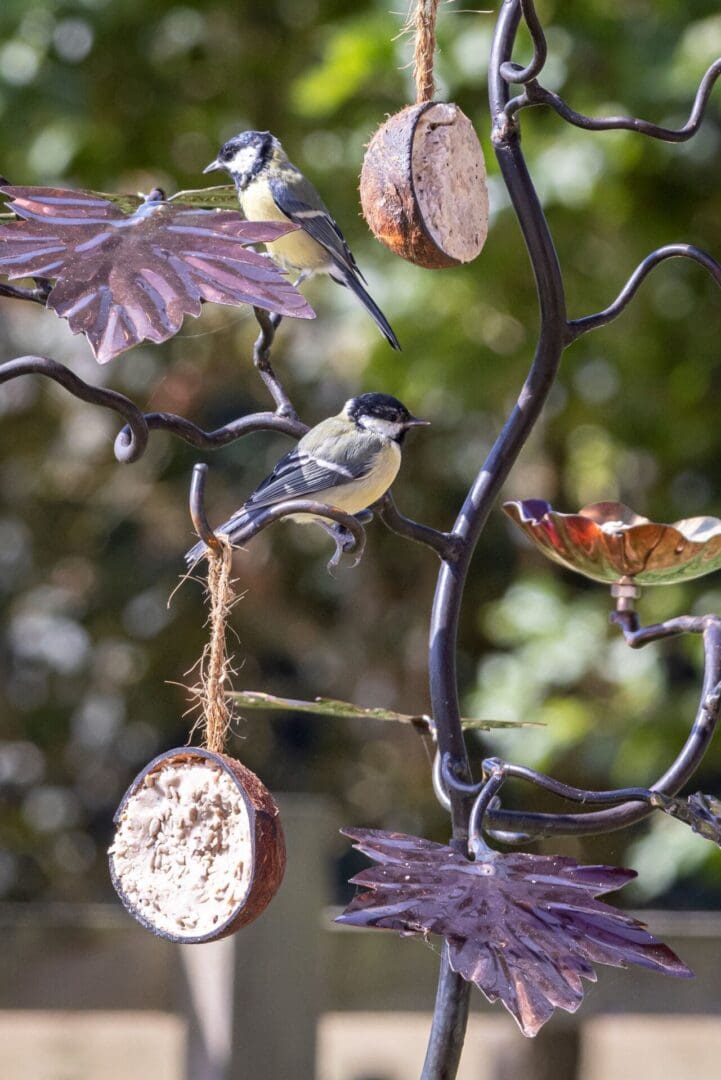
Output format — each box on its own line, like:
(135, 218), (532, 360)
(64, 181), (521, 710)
(503, 500), (721, 586)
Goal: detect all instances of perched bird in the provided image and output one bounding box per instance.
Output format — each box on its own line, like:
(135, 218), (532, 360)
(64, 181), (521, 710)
(203, 131), (401, 350)
(185, 392), (427, 564)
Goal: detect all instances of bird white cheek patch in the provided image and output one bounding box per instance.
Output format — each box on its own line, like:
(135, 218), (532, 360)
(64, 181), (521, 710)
(358, 415), (405, 440)
(228, 146), (260, 176)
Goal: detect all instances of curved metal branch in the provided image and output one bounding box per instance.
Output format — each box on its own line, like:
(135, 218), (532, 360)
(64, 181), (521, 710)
(567, 245), (721, 342)
(253, 308), (297, 418)
(612, 612), (710, 646)
(0, 355), (151, 463)
(230, 498), (364, 544)
(468, 763), (508, 856)
(487, 760), (662, 807)
(0, 353), (307, 465)
(516, 59), (721, 141)
(484, 617), (721, 840)
(499, 0), (547, 85)
(115, 408), (307, 462)
(375, 493), (462, 561)
(189, 463), (222, 552)
(213, 497), (367, 569)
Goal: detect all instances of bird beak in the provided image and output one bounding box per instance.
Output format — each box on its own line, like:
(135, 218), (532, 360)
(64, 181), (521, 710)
(203, 159), (222, 174)
(405, 416), (431, 427)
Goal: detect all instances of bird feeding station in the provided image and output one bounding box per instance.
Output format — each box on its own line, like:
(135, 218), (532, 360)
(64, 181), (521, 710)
(2, 0), (721, 1076)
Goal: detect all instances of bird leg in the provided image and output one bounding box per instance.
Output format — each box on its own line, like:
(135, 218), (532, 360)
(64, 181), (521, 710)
(317, 520), (361, 570)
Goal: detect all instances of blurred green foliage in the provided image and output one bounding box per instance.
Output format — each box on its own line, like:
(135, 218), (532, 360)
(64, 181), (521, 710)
(1, 0), (721, 908)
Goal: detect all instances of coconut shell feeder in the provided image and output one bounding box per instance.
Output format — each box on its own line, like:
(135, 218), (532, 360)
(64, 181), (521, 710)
(109, 746), (286, 943)
(109, 515), (285, 943)
(360, 0), (489, 269)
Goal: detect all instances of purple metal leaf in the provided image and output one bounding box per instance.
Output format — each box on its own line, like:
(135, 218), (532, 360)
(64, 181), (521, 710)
(337, 828), (692, 1037)
(0, 186), (314, 363)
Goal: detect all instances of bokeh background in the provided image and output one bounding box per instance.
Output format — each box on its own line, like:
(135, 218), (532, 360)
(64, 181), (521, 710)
(1, 0), (721, 920)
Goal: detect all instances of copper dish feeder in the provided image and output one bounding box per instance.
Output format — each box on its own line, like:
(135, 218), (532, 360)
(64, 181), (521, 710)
(503, 501), (721, 599)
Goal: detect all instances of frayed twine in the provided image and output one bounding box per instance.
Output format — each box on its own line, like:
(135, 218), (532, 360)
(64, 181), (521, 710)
(191, 537), (236, 755)
(408, 0), (441, 103)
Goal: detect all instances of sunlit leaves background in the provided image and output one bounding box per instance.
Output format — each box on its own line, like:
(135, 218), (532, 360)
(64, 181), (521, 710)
(1, 0), (721, 906)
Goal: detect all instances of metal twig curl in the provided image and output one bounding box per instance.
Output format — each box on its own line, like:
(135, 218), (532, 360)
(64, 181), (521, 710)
(0, 355), (151, 463)
(499, 0), (547, 85)
(189, 463), (222, 552)
(567, 244), (721, 342)
(479, 616), (721, 841)
(0, 355), (307, 466)
(116, 408), (307, 462)
(252, 308), (298, 418)
(515, 59), (721, 142)
(375, 492), (461, 561)
(228, 498), (366, 558)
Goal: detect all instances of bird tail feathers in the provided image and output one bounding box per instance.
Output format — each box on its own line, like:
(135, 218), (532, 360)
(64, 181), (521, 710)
(335, 271), (401, 351)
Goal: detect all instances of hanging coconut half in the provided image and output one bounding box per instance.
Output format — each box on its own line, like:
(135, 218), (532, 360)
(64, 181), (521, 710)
(109, 746), (285, 943)
(360, 102), (489, 270)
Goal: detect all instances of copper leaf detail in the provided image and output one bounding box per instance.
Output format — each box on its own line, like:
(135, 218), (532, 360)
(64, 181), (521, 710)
(0, 186), (314, 363)
(337, 828), (692, 1037)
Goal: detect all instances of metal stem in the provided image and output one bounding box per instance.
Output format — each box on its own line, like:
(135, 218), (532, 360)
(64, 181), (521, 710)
(253, 308), (297, 418)
(422, 0), (567, 1072)
(420, 945), (471, 1080)
(187, 476), (367, 569)
(189, 464), (221, 552)
(122, 408), (307, 453)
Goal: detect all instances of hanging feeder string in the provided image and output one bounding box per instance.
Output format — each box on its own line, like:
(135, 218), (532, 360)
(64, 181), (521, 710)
(199, 537), (235, 755)
(412, 0), (440, 103)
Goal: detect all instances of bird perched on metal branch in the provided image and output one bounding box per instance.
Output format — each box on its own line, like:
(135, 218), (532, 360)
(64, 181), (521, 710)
(203, 131), (401, 350)
(185, 393), (427, 564)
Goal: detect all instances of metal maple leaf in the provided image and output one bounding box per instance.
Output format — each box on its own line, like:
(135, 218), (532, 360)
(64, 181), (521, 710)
(0, 186), (314, 363)
(337, 828), (692, 1037)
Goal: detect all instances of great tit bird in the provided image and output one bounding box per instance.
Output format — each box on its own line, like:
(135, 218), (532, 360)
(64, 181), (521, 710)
(203, 131), (401, 350)
(185, 392), (427, 564)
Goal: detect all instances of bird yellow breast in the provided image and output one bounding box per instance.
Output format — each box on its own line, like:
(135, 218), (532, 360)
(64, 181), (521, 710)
(327, 441), (402, 514)
(239, 180), (329, 273)
(290, 442), (401, 525)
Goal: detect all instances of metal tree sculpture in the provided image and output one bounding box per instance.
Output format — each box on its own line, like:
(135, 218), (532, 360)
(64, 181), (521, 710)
(3, 1), (721, 1077)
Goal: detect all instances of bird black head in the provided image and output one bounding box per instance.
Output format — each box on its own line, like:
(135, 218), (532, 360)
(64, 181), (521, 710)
(345, 392), (429, 443)
(203, 131), (279, 188)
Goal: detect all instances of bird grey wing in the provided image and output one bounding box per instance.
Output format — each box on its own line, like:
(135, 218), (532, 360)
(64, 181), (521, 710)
(240, 445), (371, 511)
(269, 173), (367, 284)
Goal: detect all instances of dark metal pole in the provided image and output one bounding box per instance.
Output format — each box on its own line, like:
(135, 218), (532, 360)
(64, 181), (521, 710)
(423, 1), (568, 1073)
